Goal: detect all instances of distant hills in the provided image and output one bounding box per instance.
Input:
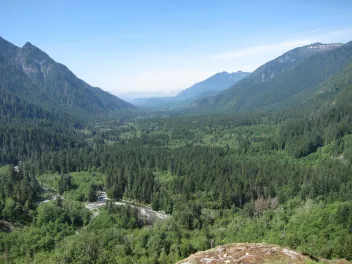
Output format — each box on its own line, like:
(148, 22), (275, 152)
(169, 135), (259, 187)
(192, 42), (351, 112)
(131, 42), (351, 112)
(2, 36), (352, 118)
(0, 36), (135, 119)
(176, 71), (250, 100)
(131, 71), (250, 108)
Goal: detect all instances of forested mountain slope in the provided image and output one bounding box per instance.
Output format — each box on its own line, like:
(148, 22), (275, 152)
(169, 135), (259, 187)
(0, 36), (135, 115)
(193, 42), (351, 111)
(176, 71), (250, 100)
(279, 60), (352, 157)
(0, 53), (69, 121)
(307, 58), (352, 105)
(0, 37), (135, 166)
(242, 42), (342, 84)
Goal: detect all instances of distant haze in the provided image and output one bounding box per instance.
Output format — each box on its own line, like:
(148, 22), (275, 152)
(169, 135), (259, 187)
(117, 89), (182, 101)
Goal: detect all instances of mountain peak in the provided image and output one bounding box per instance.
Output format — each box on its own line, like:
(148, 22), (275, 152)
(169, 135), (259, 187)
(20, 42), (46, 57)
(0, 36), (135, 115)
(216, 71), (229, 76)
(22, 42), (38, 50)
(306, 42), (343, 49)
(19, 41), (52, 64)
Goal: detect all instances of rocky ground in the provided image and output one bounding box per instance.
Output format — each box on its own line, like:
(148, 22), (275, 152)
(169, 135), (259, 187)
(177, 243), (351, 264)
(85, 192), (169, 223)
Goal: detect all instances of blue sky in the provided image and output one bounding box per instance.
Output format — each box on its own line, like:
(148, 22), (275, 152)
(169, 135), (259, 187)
(1, 0), (352, 98)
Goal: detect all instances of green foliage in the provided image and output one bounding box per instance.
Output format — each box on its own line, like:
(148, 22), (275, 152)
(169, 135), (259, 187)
(2, 199), (350, 263)
(1, 40), (352, 263)
(37, 199), (91, 227)
(0, 199), (90, 263)
(38, 171), (105, 202)
(0, 120), (85, 165)
(217, 200), (352, 260)
(88, 203), (142, 230)
(0, 165), (40, 223)
(57, 174), (73, 195)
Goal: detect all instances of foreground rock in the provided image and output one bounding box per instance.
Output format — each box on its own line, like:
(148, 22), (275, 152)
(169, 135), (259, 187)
(177, 243), (351, 264)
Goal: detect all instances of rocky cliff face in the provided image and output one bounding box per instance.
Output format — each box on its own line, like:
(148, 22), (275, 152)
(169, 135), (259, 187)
(177, 243), (351, 264)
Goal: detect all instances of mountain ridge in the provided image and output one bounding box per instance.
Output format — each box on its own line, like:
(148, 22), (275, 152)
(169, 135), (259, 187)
(0, 36), (136, 116)
(192, 41), (351, 112)
(243, 42), (343, 85)
(176, 70), (251, 100)
(130, 71), (250, 109)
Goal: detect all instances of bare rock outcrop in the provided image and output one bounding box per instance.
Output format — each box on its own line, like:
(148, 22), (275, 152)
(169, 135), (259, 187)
(177, 243), (351, 264)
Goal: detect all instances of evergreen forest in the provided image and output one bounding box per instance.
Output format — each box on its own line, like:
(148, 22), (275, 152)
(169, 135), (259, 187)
(0, 36), (352, 263)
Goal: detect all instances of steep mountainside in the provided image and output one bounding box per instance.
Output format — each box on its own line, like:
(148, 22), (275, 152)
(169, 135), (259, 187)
(0, 53), (59, 121)
(278, 60), (352, 158)
(0, 36), (135, 116)
(176, 71), (250, 100)
(306, 59), (352, 106)
(242, 42), (342, 84)
(193, 41), (352, 112)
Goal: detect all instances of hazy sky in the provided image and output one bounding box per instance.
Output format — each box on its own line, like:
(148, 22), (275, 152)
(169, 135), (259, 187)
(1, 0), (352, 98)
